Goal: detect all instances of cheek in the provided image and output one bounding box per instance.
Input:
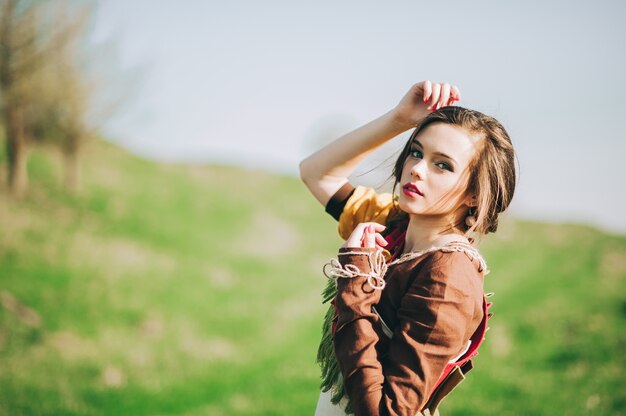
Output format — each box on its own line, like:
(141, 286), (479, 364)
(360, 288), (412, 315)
(432, 173), (465, 197)
(440, 175), (472, 204)
(399, 162), (410, 181)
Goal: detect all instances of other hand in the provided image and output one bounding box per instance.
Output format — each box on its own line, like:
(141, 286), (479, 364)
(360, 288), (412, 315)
(342, 222), (388, 249)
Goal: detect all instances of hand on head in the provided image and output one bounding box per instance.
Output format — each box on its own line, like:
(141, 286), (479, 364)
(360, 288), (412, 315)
(393, 80), (461, 127)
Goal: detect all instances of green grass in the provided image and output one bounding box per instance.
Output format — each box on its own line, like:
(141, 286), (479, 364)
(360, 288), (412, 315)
(0, 141), (624, 415)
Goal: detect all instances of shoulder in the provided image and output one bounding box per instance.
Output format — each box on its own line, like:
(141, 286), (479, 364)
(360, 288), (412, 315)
(427, 249), (486, 278)
(395, 249), (485, 345)
(402, 249), (485, 301)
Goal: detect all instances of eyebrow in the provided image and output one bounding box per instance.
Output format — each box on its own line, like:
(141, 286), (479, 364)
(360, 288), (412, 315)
(411, 139), (458, 166)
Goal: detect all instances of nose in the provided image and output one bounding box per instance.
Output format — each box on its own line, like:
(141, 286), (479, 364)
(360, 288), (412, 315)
(410, 158), (427, 179)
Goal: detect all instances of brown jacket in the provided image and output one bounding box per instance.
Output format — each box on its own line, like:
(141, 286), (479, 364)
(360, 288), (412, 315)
(326, 184), (486, 416)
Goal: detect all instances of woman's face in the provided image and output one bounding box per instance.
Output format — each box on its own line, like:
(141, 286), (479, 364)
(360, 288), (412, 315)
(398, 123), (480, 219)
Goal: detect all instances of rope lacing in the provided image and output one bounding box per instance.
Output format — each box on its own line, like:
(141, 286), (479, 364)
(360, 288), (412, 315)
(323, 241), (489, 291)
(323, 249), (388, 290)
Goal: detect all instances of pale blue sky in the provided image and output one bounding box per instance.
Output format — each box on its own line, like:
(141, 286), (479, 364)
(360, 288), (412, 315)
(92, 0), (626, 232)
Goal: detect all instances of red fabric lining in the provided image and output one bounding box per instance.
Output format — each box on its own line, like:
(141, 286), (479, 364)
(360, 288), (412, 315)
(424, 294), (490, 409)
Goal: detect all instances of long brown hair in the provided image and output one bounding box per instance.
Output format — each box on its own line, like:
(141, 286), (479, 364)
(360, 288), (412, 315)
(391, 106), (517, 235)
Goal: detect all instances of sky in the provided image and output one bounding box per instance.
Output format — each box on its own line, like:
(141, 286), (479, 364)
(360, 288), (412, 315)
(91, 0), (626, 233)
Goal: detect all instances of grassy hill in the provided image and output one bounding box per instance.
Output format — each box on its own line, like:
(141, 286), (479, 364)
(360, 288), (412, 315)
(0, 141), (624, 415)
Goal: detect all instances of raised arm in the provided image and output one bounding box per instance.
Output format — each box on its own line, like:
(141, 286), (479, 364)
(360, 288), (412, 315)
(299, 81), (461, 207)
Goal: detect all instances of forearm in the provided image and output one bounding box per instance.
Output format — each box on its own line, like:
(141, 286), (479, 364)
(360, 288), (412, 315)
(334, 318), (387, 415)
(299, 110), (410, 207)
(331, 248), (388, 414)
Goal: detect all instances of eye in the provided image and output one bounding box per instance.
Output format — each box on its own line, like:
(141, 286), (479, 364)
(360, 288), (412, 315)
(435, 161), (453, 172)
(408, 149), (423, 159)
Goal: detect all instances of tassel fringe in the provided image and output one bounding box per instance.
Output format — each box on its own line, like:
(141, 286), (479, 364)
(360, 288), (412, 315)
(316, 276), (353, 414)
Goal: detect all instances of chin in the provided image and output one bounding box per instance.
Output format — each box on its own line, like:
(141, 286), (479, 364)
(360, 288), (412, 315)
(397, 197), (409, 211)
(397, 199), (423, 216)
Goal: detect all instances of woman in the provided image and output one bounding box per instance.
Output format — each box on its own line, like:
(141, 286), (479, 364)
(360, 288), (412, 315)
(300, 81), (517, 415)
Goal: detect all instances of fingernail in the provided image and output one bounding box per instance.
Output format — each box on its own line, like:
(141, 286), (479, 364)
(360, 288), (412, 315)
(424, 97), (429, 103)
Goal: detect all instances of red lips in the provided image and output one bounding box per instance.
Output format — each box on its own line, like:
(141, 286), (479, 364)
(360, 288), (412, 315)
(402, 183), (424, 197)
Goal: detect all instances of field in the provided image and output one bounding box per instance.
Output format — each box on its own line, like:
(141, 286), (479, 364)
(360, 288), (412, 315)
(0, 141), (624, 415)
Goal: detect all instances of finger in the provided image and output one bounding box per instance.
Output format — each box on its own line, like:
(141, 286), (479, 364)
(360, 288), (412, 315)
(440, 83), (451, 108)
(364, 225), (376, 248)
(422, 80), (432, 103)
(451, 85), (461, 102)
(348, 222), (385, 247)
(430, 83), (441, 110)
(354, 222), (384, 236)
(351, 222), (369, 237)
(345, 223), (367, 246)
(375, 233), (388, 247)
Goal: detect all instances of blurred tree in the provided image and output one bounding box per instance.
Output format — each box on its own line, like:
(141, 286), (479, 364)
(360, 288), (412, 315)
(30, 2), (94, 192)
(0, 0), (39, 196)
(0, 0), (96, 194)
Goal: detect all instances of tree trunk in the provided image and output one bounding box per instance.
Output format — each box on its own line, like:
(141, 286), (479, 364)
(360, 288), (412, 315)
(63, 147), (80, 192)
(5, 105), (28, 197)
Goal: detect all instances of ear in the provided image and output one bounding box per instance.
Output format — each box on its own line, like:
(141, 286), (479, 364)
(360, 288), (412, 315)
(464, 193), (478, 207)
